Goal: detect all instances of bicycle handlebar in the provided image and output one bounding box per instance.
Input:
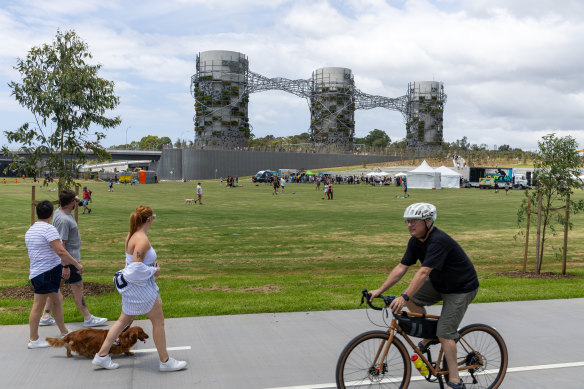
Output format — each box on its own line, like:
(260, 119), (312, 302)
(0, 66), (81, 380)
(361, 289), (394, 310)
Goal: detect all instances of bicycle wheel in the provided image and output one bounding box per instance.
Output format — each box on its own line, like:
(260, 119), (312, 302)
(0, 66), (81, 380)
(336, 330), (411, 389)
(454, 324), (508, 389)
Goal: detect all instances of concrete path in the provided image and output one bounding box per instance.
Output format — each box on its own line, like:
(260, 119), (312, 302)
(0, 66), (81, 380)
(1, 299), (583, 388)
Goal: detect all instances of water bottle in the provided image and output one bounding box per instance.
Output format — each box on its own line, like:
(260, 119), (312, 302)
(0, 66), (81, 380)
(411, 354), (429, 376)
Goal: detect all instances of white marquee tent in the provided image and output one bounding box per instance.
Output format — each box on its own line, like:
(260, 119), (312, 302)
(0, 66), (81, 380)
(406, 160), (441, 190)
(436, 166), (462, 188)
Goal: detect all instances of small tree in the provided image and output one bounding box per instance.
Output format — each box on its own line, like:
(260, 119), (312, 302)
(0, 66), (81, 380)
(2, 29), (121, 190)
(518, 133), (584, 274)
(364, 129), (391, 149)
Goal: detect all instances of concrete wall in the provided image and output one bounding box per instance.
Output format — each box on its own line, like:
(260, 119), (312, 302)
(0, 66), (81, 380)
(157, 149), (394, 180)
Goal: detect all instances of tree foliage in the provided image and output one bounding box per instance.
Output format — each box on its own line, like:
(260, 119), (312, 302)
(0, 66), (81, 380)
(2, 29), (120, 190)
(355, 129), (391, 148)
(517, 133), (584, 274)
(112, 135), (172, 150)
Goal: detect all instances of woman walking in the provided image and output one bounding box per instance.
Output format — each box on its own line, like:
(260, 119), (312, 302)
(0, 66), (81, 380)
(92, 206), (187, 371)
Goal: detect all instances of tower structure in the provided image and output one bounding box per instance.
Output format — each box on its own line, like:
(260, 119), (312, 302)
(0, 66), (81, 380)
(190, 50), (446, 152)
(192, 50), (250, 149)
(310, 68), (355, 150)
(404, 81), (446, 150)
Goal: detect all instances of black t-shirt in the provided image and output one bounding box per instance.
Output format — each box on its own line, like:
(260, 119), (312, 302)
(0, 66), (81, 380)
(401, 227), (479, 293)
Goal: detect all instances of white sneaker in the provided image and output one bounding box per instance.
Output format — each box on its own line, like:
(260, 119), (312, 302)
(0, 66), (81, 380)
(159, 357), (187, 372)
(92, 354), (119, 370)
(39, 316), (56, 326)
(83, 315), (108, 327)
(28, 338), (50, 349)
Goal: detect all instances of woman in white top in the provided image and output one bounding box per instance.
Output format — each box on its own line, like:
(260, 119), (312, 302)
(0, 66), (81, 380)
(92, 205), (187, 372)
(25, 200), (84, 348)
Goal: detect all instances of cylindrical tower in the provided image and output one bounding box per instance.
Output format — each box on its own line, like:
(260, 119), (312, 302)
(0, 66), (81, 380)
(191, 50), (250, 149)
(310, 67), (355, 150)
(405, 81), (446, 150)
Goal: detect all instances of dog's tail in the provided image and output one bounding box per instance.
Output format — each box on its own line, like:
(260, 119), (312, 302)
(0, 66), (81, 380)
(46, 336), (66, 348)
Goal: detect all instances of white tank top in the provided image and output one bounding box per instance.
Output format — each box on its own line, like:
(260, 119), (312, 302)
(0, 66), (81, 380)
(125, 246), (157, 266)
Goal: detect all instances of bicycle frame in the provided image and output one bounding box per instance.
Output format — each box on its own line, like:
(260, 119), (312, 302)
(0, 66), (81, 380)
(374, 312), (485, 382)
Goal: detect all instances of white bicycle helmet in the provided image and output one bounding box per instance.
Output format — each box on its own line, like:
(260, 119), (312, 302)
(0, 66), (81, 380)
(403, 203), (437, 222)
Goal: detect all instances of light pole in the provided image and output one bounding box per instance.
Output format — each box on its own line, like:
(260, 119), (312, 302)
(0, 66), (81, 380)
(180, 130), (191, 148)
(125, 126), (131, 148)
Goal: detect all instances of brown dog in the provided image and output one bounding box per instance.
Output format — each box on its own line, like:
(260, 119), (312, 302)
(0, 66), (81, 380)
(46, 326), (149, 358)
(185, 198), (195, 205)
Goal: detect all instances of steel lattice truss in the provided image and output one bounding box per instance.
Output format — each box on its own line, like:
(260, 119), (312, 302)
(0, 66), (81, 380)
(192, 66), (444, 149)
(353, 90), (408, 116)
(192, 69), (411, 116)
(243, 70), (409, 116)
(245, 71), (311, 100)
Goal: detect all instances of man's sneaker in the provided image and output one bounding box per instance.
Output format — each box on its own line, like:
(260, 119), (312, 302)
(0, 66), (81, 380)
(39, 316), (56, 326)
(447, 381), (466, 389)
(92, 354), (119, 370)
(88, 208), (92, 214)
(28, 338), (50, 349)
(83, 315), (108, 327)
(159, 357), (187, 372)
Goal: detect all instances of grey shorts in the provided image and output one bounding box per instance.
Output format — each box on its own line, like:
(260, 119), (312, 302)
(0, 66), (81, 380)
(411, 279), (478, 339)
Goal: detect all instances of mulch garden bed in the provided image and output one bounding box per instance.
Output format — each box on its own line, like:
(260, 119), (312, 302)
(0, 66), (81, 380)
(0, 282), (114, 300)
(496, 271), (580, 279)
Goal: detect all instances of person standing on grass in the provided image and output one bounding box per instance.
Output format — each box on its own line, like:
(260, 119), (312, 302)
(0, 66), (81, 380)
(92, 206), (187, 371)
(322, 182), (329, 200)
(369, 203), (479, 389)
(272, 176), (280, 195)
(81, 186), (92, 214)
(280, 176), (286, 193)
(25, 200), (85, 348)
(40, 190), (107, 328)
(195, 182), (203, 204)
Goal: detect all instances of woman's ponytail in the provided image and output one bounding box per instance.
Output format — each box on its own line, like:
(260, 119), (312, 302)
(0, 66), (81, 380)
(128, 205), (153, 242)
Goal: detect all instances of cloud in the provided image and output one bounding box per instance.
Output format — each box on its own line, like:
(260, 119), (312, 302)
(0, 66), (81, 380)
(1, 0), (584, 150)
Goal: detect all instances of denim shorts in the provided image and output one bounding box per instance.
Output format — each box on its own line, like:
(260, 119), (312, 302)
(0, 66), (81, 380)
(30, 265), (62, 294)
(81, 199), (89, 206)
(65, 265), (83, 285)
(411, 279), (478, 339)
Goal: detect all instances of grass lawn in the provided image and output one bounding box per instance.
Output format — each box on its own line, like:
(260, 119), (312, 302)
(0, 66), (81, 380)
(1, 177), (583, 325)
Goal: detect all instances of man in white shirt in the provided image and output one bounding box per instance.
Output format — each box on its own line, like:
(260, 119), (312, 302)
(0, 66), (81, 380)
(25, 200), (84, 348)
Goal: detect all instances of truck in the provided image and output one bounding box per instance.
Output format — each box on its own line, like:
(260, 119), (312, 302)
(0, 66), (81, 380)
(467, 167), (530, 189)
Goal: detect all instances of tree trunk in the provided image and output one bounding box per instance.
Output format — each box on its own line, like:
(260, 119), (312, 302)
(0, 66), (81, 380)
(537, 194), (552, 275)
(523, 200), (531, 272)
(535, 191), (543, 274)
(562, 194), (570, 275)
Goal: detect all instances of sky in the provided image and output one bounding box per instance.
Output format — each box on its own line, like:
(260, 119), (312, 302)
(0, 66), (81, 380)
(1, 0), (584, 150)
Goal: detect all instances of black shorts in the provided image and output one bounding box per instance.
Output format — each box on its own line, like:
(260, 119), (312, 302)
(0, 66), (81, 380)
(65, 265), (83, 284)
(30, 265), (62, 294)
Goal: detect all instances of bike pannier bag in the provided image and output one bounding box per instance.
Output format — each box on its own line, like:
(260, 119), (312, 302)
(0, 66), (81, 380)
(397, 314), (438, 339)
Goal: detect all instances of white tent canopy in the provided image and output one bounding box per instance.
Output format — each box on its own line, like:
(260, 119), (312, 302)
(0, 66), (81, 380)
(436, 166), (462, 188)
(406, 160), (441, 190)
(366, 171), (389, 176)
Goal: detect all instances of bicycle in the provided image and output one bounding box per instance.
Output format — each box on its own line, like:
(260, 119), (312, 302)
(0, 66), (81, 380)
(335, 290), (508, 388)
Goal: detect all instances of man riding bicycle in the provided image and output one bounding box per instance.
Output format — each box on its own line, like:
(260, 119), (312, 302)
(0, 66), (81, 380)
(369, 203), (479, 389)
